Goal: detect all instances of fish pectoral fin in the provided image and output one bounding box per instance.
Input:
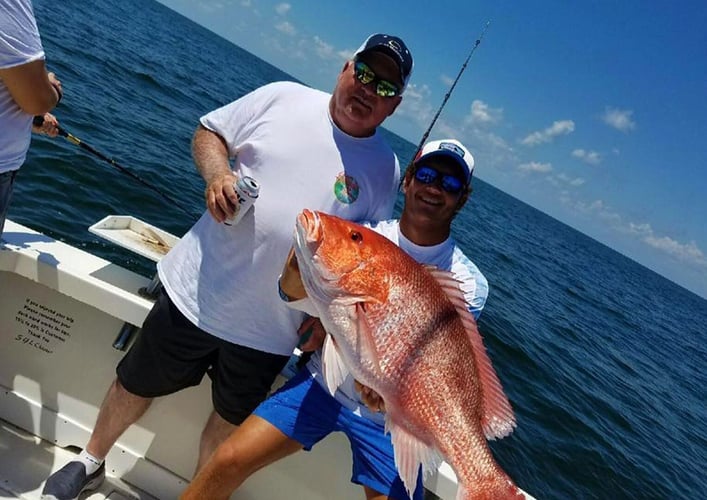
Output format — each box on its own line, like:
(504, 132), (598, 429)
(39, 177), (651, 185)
(321, 335), (349, 395)
(386, 416), (442, 498)
(354, 302), (383, 376)
(455, 485), (468, 500)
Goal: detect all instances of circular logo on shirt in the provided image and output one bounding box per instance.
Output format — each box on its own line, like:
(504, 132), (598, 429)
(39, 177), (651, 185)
(334, 172), (359, 204)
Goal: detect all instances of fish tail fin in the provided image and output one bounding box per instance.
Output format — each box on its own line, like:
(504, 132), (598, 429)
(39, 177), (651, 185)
(456, 478), (526, 500)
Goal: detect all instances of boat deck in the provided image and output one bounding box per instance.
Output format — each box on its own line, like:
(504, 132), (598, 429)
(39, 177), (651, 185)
(0, 420), (154, 499)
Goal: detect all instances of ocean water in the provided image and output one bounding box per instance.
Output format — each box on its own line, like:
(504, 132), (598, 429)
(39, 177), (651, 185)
(8, 0), (706, 498)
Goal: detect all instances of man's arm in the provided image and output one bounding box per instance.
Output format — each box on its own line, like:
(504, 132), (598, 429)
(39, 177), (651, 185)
(0, 62), (61, 115)
(278, 248), (307, 301)
(278, 248), (326, 350)
(191, 125), (239, 222)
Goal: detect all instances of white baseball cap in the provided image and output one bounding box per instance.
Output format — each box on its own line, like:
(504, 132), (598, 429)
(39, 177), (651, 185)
(414, 139), (475, 183)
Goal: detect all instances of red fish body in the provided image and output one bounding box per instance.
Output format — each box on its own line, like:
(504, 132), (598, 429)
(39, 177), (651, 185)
(293, 210), (525, 500)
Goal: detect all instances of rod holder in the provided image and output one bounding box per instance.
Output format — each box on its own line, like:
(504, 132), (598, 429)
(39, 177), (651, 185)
(113, 273), (162, 350)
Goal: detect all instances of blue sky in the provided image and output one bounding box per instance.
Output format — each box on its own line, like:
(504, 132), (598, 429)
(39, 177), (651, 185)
(156, 0), (707, 299)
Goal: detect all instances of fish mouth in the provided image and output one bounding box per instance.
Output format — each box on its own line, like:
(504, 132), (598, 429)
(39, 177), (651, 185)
(294, 210), (340, 298)
(295, 209), (322, 258)
(294, 210), (373, 306)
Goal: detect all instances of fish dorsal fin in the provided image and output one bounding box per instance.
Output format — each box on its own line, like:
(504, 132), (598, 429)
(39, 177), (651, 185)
(385, 414), (442, 498)
(321, 335), (349, 396)
(426, 267), (517, 440)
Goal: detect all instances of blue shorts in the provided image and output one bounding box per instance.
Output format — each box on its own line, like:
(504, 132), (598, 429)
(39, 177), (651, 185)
(254, 369), (424, 500)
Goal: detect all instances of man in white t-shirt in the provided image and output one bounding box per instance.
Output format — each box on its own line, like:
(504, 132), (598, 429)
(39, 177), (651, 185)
(0, 0), (63, 235)
(181, 139), (489, 500)
(42, 33), (414, 499)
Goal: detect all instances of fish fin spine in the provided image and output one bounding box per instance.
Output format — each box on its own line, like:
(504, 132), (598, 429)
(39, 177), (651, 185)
(321, 335), (349, 395)
(427, 266), (516, 439)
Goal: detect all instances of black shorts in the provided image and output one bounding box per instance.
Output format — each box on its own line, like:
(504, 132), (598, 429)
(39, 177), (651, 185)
(116, 288), (290, 425)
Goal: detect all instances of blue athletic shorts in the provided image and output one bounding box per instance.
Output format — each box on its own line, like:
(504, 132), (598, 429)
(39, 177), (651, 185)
(254, 369), (424, 500)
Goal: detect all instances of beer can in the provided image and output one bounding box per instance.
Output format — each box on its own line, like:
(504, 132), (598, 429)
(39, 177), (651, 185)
(224, 175), (260, 226)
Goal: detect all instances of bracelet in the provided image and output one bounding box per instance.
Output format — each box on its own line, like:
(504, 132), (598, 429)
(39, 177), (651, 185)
(277, 278), (291, 302)
(51, 81), (63, 105)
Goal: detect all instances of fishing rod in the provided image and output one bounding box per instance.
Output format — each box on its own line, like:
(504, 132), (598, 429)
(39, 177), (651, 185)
(33, 115), (199, 219)
(407, 21), (491, 169)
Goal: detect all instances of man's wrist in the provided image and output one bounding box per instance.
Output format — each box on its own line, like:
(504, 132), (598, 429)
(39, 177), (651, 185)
(50, 81), (62, 105)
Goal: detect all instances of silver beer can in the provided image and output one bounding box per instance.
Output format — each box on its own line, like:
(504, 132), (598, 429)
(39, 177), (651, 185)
(224, 175), (260, 226)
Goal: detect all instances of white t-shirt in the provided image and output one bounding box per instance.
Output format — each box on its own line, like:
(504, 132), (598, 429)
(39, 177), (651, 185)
(158, 81), (400, 355)
(0, 0), (45, 173)
(305, 219), (489, 423)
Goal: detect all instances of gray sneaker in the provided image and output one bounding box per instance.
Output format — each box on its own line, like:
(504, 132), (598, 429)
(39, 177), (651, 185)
(41, 461), (105, 500)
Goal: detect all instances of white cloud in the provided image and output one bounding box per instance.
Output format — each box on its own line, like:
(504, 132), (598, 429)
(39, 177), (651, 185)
(467, 99), (503, 126)
(311, 36), (336, 60)
(569, 177), (585, 186)
(573, 201), (707, 266)
(518, 161), (552, 173)
(572, 148), (601, 165)
(628, 223), (706, 263)
(275, 21), (296, 35)
(395, 83), (435, 130)
(521, 120), (575, 146)
(275, 3), (291, 15)
(555, 172), (586, 186)
(602, 107), (636, 132)
(644, 236), (705, 262)
(440, 74), (454, 87)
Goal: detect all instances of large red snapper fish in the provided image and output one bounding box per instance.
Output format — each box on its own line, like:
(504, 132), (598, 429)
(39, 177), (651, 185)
(292, 210), (525, 500)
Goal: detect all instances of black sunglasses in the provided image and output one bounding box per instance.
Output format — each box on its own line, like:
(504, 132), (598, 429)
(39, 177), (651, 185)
(413, 165), (465, 194)
(353, 60), (400, 98)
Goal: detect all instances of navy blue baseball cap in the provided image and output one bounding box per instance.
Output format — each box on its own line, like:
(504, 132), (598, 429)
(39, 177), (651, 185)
(353, 33), (414, 91)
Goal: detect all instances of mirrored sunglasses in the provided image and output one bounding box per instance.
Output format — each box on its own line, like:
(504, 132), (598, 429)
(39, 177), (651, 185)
(353, 60), (400, 98)
(413, 165), (465, 194)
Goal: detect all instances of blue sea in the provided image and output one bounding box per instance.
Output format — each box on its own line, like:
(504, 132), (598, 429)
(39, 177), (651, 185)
(10, 0), (706, 498)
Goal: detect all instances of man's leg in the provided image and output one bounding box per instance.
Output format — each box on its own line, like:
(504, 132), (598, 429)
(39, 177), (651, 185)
(363, 485), (393, 500)
(40, 378), (152, 500)
(85, 378), (153, 459)
(42, 288), (211, 500)
(184, 369), (340, 499)
(183, 414), (303, 499)
(341, 406), (425, 500)
(196, 410), (236, 474)
(201, 336), (292, 473)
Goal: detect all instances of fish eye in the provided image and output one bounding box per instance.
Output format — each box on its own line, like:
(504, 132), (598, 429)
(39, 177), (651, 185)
(350, 231), (363, 243)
